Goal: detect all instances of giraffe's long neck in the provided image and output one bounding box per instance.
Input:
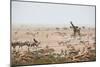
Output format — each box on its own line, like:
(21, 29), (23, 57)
(70, 22), (76, 29)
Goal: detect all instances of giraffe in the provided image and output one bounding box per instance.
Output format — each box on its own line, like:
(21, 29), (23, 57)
(70, 21), (81, 36)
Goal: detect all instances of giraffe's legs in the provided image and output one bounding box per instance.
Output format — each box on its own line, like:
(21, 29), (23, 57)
(73, 29), (76, 36)
(78, 30), (80, 36)
(73, 28), (81, 36)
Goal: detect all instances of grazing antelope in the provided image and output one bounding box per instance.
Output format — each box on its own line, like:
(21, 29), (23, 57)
(12, 41), (21, 49)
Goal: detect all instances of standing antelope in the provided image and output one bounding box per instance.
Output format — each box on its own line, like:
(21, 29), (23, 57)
(31, 38), (40, 47)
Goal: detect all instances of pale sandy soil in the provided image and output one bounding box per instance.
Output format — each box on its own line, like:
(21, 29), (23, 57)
(11, 26), (96, 65)
(11, 27), (95, 54)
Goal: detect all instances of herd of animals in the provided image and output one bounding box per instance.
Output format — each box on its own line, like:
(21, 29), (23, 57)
(11, 22), (96, 65)
(12, 38), (40, 50)
(12, 22), (86, 49)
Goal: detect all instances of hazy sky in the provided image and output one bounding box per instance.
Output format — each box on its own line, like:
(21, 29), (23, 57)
(12, 1), (95, 27)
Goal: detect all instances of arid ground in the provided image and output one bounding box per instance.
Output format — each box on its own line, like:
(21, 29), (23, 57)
(11, 26), (96, 66)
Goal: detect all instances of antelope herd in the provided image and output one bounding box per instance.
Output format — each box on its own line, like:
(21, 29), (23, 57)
(11, 22), (96, 65)
(12, 38), (40, 52)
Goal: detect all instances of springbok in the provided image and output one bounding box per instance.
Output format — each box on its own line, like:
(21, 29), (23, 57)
(31, 38), (40, 47)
